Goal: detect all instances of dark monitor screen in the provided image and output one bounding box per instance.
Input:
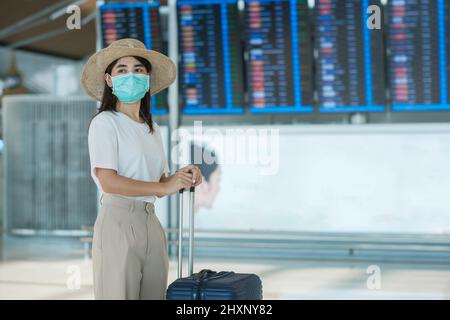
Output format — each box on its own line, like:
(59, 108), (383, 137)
(315, 0), (386, 113)
(177, 0), (245, 114)
(387, 0), (450, 111)
(244, 0), (314, 113)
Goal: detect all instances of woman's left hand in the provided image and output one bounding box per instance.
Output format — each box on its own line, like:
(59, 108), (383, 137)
(177, 165), (203, 187)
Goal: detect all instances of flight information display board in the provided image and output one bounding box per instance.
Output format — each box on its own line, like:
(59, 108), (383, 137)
(447, 0), (450, 104)
(177, 0), (245, 114)
(387, 0), (450, 111)
(244, 0), (314, 113)
(314, 0), (386, 112)
(99, 2), (168, 115)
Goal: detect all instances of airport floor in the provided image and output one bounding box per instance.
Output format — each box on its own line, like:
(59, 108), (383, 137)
(0, 235), (450, 300)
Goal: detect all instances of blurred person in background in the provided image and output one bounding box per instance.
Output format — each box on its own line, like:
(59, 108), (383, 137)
(190, 143), (221, 211)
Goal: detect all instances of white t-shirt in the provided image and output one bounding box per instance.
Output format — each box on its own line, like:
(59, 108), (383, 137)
(88, 110), (170, 203)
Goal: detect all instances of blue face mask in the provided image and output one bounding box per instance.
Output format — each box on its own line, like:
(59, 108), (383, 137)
(111, 73), (150, 103)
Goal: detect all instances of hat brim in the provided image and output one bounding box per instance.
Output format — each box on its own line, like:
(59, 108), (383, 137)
(81, 47), (176, 101)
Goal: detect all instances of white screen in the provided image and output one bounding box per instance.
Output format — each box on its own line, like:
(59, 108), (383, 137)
(179, 123), (450, 234)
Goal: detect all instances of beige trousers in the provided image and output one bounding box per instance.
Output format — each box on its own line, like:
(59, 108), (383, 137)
(92, 193), (169, 300)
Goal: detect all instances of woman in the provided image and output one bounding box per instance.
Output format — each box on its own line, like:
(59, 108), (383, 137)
(81, 38), (202, 300)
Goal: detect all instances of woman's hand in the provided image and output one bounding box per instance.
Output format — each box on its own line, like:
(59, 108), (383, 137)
(177, 165), (203, 187)
(163, 171), (194, 196)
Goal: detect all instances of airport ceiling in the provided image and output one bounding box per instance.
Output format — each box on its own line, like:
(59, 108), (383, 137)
(0, 0), (169, 60)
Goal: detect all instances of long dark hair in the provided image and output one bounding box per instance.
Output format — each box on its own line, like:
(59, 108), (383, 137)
(88, 56), (154, 134)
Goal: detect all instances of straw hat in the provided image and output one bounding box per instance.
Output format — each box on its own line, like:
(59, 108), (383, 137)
(81, 38), (177, 101)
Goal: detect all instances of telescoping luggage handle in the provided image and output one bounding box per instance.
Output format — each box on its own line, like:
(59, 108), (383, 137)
(178, 186), (195, 279)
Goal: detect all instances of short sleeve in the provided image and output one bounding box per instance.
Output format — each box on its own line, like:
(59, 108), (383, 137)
(88, 116), (119, 177)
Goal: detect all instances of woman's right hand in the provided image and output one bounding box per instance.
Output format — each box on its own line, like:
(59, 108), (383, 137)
(163, 170), (194, 195)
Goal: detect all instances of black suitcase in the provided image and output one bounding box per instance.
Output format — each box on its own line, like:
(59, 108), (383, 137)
(166, 187), (263, 300)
